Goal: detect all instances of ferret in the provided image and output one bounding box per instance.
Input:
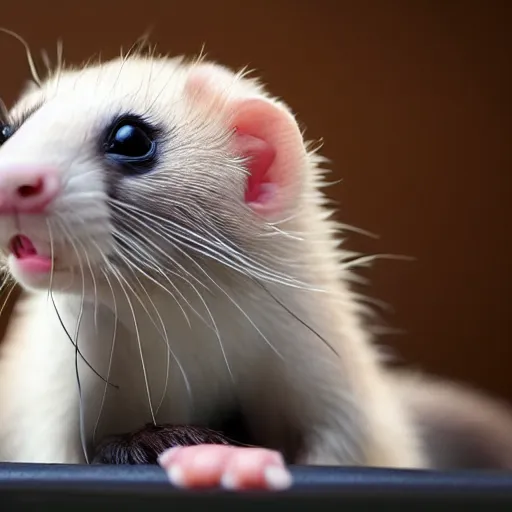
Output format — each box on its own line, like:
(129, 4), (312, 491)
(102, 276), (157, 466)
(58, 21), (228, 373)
(0, 42), (510, 491)
(0, 44), (426, 488)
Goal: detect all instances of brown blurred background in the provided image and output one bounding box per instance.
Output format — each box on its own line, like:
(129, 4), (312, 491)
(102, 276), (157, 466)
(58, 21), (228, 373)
(0, 0), (511, 401)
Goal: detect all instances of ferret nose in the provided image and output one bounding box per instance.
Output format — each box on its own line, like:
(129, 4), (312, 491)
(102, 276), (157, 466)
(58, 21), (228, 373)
(0, 164), (60, 214)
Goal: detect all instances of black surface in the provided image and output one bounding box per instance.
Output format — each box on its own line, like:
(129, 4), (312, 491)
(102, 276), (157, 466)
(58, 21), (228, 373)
(1, 463), (512, 511)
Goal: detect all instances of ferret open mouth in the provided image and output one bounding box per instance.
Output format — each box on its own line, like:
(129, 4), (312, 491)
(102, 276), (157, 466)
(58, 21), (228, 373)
(9, 234), (38, 259)
(9, 234), (53, 274)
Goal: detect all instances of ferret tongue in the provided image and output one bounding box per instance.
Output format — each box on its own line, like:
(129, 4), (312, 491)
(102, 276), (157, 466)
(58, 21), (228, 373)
(9, 235), (52, 273)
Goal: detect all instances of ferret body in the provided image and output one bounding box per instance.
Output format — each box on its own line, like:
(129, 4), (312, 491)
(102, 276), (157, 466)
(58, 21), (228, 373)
(0, 51), (426, 481)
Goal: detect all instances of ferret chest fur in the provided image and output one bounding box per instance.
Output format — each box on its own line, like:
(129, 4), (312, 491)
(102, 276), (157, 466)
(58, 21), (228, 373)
(0, 242), (356, 461)
(0, 215), (420, 468)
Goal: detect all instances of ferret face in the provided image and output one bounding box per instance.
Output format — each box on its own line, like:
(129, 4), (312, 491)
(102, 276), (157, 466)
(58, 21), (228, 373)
(0, 54), (309, 296)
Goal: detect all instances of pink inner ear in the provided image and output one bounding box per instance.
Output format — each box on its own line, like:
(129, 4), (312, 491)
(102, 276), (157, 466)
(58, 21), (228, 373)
(184, 69), (305, 218)
(233, 128), (277, 206)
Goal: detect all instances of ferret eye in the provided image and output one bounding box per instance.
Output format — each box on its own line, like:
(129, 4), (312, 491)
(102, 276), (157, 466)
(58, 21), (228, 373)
(104, 117), (156, 173)
(0, 124), (13, 145)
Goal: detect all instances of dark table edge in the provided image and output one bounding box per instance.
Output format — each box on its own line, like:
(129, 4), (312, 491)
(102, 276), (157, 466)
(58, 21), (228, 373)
(1, 463), (512, 509)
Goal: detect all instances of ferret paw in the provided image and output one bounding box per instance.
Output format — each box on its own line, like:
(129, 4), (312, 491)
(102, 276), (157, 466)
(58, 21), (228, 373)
(158, 444), (292, 491)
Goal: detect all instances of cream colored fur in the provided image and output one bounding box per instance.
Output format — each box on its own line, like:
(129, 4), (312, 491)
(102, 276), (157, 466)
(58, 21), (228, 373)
(0, 54), (425, 468)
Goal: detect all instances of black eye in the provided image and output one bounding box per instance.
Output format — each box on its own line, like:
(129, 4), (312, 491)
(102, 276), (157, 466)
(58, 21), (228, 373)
(104, 116), (157, 173)
(0, 124), (13, 145)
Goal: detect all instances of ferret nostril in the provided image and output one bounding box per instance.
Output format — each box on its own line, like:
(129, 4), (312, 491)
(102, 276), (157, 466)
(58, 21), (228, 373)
(17, 179), (43, 198)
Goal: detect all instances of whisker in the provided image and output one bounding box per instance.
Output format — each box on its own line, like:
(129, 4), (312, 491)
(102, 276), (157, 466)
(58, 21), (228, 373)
(104, 243), (193, 412)
(112, 216), (233, 382)
(111, 229), (193, 326)
(158, 220), (313, 290)
(55, 215), (100, 332)
(48, 285), (116, 386)
(92, 267), (118, 447)
(107, 195), (384, 368)
(110, 201), (312, 292)
(258, 226), (304, 241)
(253, 278), (339, 357)
(110, 208), (211, 292)
(109, 200), (277, 275)
(341, 253), (414, 270)
(336, 223), (379, 239)
(112, 223), (235, 381)
(0, 28), (42, 86)
(0, 281), (17, 320)
(115, 230), (234, 380)
(200, 268), (284, 360)
(110, 209), (282, 360)
(49, 218), (117, 388)
(112, 216), (229, 330)
(60, 219), (89, 464)
(131, 271), (171, 417)
(128, 268), (193, 416)
(185, 278), (233, 382)
(46, 220), (55, 304)
(108, 264), (156, 425)
(79, 234), (100, 332)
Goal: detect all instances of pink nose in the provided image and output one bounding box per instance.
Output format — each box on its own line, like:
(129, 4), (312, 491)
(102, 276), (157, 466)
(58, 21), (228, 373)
(0, 165), (60, 214)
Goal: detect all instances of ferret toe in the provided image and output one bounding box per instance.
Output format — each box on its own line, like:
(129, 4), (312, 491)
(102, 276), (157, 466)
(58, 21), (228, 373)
(158, 444), (291, 490)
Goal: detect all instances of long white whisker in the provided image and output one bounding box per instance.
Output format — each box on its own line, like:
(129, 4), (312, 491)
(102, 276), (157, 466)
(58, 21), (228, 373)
(185, 282), (233, 382)
(112, 252), (194, 413)
(341, 253), (414, 270)
(92, 267), (118, 447)
(125, 222), (285, 360)
(110, 207), (211, 291)
(50, 217), (116, 387)
(131, 271), (171, 417)
(114, 203), (306, 293)
(111, 211), (236, 383)
(111, 230), (193, 327)
(112, 226), (234, 383)
(112, 218), (227, 332)
(0, 28), (42, 86)
(126, 216), (284, 359)
(203, 271), (284, 360)
(128, 268), (192, 416)
(64, 219), (100, 332)
(155, 219), (305, 287)
(111, 212), (280, 361)
(108, 264), (156, 425)
(258, 227), (304, 241)
(109, 201), (311, 290)
(58, 223), (107, 445)
(56, 219), (90, 464)
(104, 242), (193, 412)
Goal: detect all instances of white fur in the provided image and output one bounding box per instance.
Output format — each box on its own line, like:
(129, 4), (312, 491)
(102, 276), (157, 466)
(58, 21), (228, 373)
(0, 54), (425, 468)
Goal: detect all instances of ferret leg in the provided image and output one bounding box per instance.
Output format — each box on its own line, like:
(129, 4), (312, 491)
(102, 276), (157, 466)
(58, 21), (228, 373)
(0, 292), (85, 463)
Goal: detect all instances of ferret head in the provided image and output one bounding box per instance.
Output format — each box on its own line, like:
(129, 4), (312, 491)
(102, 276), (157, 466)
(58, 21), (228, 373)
(0, 52), (314, 296)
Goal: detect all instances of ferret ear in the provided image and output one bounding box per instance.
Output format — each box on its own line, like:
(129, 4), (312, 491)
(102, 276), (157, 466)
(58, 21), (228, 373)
(185, 64), (308, 219)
